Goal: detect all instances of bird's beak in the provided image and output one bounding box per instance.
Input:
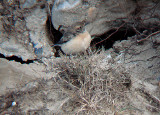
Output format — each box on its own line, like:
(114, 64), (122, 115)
(51, 44), (62, 47)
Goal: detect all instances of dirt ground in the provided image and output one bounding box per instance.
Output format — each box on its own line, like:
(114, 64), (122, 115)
(0, 0), (160, 114)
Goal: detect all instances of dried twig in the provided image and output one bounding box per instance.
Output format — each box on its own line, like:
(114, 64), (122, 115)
(95, 23), (126, 45)
(137, 30), (160, 43)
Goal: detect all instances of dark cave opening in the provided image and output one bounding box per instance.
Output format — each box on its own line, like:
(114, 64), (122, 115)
(46, 16), (63, 57)
(91, 28), (137, 50)
(0, 53), (34, 64)
(45, 16), (63, 44)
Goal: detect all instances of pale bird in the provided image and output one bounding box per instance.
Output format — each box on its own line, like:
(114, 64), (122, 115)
(53, 30), (92, 55)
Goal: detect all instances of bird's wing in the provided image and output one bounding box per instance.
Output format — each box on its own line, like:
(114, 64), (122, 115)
(51, 36), (70, 47)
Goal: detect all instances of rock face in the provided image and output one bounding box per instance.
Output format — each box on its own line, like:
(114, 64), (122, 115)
(0, 0), (160, 114)
(0, 0), (54, 60)
(22, 0), (37, 9)
(51, 0), (136, 36)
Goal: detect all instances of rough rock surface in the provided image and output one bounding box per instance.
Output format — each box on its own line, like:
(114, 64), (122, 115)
(0, 0), (160, 114)
(51, 0), (136, 36)
(0, 0), (54, 60)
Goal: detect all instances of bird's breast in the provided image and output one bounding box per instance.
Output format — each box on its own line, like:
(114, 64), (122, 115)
(61, 31), (91, 54)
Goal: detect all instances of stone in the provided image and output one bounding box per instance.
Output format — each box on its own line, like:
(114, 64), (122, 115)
(51, 0), (136, 36)
(22, 0), (37, 9)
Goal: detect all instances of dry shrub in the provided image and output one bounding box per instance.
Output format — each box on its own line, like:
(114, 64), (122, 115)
(53, 50), (131, 114)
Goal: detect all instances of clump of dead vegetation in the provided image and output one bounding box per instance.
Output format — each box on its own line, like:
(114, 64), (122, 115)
(52, 50), (132, 114)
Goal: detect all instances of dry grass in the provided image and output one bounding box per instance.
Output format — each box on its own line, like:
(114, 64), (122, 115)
(52, 50), (132, 114)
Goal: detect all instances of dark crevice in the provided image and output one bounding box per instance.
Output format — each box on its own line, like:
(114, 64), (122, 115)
(91, 28), (137, 50)
(0, 53), (34, 64)
(91, 21), (160, 50)
(45, 15), (63, 57)
(45, 15), (63, 45)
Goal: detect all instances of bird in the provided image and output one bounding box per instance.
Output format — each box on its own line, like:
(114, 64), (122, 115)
(53, 30), (92, 55)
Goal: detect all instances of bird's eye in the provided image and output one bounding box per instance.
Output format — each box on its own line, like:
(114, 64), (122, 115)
(82, 0), (89, 6)
(76, 26), (82, 32)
